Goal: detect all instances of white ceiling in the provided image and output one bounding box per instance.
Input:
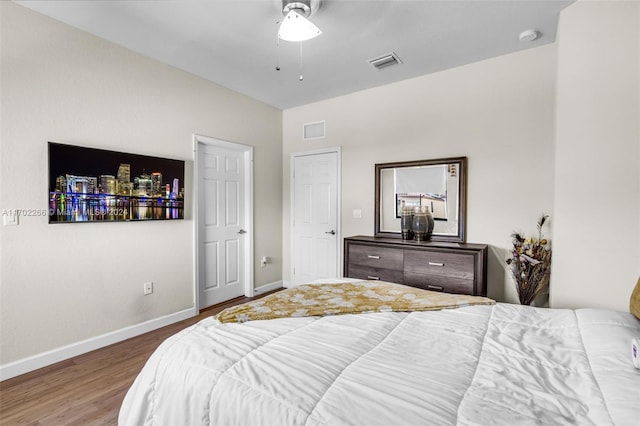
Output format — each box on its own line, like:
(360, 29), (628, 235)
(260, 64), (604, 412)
(16, 0), (573, 110)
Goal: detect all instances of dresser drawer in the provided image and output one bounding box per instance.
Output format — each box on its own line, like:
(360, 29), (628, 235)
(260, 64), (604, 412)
(403, 250), (475, 295)
(347, 244), (404, 270)
(347, 264), (404, 283)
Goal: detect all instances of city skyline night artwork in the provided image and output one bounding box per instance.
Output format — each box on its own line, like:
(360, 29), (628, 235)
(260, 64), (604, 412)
(48, 142), (185, 223)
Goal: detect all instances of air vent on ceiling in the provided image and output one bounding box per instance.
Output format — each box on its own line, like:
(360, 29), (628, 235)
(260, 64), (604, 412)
(303, 120), (326, 140)
(368, 52), (402, 70)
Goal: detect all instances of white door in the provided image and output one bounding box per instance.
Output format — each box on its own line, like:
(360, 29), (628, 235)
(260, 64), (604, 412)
(196, 137), (253, 308)
(291, 149), (340, 286)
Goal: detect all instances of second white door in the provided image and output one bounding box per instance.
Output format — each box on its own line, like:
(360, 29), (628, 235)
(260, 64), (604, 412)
(291, 150), (340, 286)
(198, 140), (249, 308)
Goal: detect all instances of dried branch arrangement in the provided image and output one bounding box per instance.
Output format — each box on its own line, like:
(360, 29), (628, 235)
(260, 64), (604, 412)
(506, 214), (552, 305)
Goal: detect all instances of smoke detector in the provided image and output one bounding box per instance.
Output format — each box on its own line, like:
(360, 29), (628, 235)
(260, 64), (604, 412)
(518, 29), (541, 42)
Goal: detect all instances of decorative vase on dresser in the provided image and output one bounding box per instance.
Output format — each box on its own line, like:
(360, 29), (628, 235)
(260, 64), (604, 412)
(343, 235), (488, 297)
(400, 207), (414, 240)
(411, 207), (435, 241)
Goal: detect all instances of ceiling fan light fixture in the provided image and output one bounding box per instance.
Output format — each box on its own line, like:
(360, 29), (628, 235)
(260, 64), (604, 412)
(278, 0), (321, 42)
(278, 9), (322, 42)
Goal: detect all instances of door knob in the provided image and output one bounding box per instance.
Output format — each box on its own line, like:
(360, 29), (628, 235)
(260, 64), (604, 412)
(325, 230), (336, 235)
(238, 229), (247, 234)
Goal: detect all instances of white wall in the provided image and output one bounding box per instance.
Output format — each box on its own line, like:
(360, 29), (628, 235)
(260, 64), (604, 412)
(0, 2), (282, 370)
(552, 0), (640, 310)
(283, 44), (558, 303)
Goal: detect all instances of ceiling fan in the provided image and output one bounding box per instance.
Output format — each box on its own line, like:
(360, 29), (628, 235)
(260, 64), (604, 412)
(277, 0), (322, 42)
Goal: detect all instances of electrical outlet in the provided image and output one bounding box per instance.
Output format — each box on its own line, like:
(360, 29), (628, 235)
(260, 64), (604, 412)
(260, 256), (268, 268)
(143, 281), (153, 295)
(3, 213), (19, 226)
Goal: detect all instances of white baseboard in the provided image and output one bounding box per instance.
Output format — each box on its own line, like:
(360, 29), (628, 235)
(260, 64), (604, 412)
(1, 281), (289, 381)
(282, 280), (292, 288)
(253, 280), (284, 295)
(0, 307), (197, 382)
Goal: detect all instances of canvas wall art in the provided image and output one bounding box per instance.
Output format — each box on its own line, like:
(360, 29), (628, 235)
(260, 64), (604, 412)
(48, 142), (185, 223)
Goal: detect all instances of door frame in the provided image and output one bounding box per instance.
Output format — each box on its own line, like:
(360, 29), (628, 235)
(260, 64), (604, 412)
(289, 147), (342, 286)
(194, 134), (254, 310)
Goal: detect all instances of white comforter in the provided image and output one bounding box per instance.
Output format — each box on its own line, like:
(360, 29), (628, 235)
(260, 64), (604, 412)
(119, 304), (640, 425)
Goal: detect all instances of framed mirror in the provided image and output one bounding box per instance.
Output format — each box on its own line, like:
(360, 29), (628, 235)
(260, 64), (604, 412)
(374, 157), (467, 242)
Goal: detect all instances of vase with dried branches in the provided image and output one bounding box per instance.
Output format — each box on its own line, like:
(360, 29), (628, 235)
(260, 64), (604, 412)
(506, 214), (552, 306)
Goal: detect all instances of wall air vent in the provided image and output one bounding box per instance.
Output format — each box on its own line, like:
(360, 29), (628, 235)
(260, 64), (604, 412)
(368, 52), (402, 70)
(303, 120), (325, 140)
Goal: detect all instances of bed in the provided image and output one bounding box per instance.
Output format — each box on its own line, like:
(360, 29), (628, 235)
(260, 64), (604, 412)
(119, 279), (640, 426)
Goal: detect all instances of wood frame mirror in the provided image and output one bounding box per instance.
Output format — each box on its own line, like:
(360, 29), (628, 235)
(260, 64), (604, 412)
(374, 157), (467, 242)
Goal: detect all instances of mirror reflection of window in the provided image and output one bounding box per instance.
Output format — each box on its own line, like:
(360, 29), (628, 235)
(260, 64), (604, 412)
(395, 165), (447, 219)
(396, 165), (446, 195)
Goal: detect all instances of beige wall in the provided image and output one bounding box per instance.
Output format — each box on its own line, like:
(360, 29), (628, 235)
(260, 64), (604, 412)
(283, 44), (558, 304)
(552, 0), (640, 310)
(0, 2), (282, 366)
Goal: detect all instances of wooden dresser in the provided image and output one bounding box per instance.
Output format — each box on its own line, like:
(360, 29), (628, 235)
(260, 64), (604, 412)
(344, 235), (488, 296)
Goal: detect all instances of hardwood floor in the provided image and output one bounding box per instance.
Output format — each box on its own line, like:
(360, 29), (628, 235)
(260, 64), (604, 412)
(0, 290), (281, 425)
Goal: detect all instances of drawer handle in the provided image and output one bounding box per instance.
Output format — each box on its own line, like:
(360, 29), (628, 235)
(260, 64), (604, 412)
(428, 262), (444, 267)
(367, 276), (380, 280)
(427, 284), (444, 291)
(367, 255), (381, 260)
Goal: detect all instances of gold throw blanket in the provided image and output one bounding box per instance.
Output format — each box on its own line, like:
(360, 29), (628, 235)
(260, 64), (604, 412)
(216, 280), (495, 323)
